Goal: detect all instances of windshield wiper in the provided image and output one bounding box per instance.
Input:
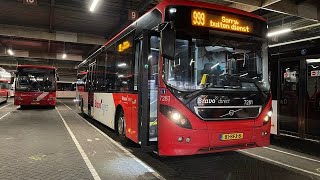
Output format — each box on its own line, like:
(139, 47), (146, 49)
(184, 84), (215, 104)
(225, 75), (267, 98)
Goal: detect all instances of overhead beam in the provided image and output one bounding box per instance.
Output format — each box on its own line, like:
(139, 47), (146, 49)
(49, 0), (55, 33)
(0, 50), (83, 62)
(227, 0), (319, 21)
(0, 24), (105, 45)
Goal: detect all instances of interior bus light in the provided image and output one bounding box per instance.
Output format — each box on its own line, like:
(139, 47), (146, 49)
(89, 0), (100, 12)
(267, 28), (291, 37)
(7, 49), (14, 56)
(211, 63), (219, 69)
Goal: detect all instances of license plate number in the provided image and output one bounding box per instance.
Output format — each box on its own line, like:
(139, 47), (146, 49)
(220, 133), (243, 140)
(31, 102), (40, 105)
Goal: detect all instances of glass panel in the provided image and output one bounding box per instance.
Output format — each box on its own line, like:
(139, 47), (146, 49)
(149, 36), (160, 141)
(279, 61), (299, 133)
(163, 35), (269, 92)
(306, 61), (320, 137)
(16, 68), (55, 92)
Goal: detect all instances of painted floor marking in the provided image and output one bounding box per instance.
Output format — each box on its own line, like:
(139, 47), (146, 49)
(264, 146), (320, 163)
(239, 150), (320, 177)
(0, 103), (12, 110)
(0, 111), (11, 120)
(59, 100), (164, 180)
(56, 107), (101, 180)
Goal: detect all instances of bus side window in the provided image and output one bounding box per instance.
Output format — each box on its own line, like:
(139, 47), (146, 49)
(134, 41), (142, 91)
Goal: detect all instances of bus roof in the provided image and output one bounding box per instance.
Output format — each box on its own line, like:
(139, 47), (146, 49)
(78, 0), (266, 69)
(17, 65), (56, 70)
(103, 0), (266, 47)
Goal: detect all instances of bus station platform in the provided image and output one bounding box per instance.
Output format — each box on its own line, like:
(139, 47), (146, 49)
(0, 99), (161, 180)
(1, 99), (320, 180)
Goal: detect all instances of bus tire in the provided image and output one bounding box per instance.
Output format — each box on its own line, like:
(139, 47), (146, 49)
(116, 109), (130, 146)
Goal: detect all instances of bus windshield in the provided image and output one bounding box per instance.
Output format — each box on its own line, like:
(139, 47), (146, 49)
(163, 33), (270, 92)
(16, 68), (56, 92)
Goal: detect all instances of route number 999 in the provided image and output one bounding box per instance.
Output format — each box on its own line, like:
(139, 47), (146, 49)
(192, 10), (206, 26)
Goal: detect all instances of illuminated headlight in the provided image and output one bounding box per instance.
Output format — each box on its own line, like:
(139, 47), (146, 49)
(160, 105), (192, 129)
(171, 112), (181, 121)
(263, 108), (273, 125)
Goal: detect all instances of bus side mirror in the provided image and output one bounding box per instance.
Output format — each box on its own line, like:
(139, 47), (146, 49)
(160, 29), (176, 60)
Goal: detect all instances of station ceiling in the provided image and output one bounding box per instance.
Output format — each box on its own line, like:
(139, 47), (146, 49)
(0, 0), (320, 80)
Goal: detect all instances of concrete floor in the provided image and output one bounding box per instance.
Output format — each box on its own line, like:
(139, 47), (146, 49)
(0, 98), (319, 180)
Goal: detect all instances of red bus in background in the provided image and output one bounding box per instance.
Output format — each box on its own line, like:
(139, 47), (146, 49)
(77, 0), (272, 156)
(14, 65), (57, 107)
(0, 67), (12, 103)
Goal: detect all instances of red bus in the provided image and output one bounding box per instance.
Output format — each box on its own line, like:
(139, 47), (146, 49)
(77, 0), (272, 156)
(14, 65), (57, 107)
(0, 67), (12, 104)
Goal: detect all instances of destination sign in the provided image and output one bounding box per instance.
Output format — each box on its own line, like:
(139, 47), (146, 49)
(191, 9), (253, 33)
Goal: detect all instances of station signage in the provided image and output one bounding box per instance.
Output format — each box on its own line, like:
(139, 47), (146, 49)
(23, 0), (37, 5)
(191, 9), (253, 33)
(128, 10), (139, 21)
(311, 70), (320, 77)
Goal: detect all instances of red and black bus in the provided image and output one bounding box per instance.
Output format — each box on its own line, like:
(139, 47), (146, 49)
(77, 0), (272, 156)
(14, 65), (57, 107)
(0, 67), (12, 104)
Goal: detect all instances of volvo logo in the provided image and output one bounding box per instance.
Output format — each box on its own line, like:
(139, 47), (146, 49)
(228, 110), (235, 116)
(220, 108), (242, 118)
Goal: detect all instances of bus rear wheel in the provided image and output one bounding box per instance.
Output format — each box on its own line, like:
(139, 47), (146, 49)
(116, 110), (130, 146)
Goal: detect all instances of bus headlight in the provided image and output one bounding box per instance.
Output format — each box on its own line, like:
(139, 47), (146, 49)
(160, 105), (192, 129)
(263, 108), (273, 125)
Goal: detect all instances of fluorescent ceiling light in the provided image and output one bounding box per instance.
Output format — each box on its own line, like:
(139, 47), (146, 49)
(117, 63), (127, 67)
(267, 28), (291, 37)
(90, 0), (100, 12)
(306, 59), (320, 63)
(62, 53), (67, 59)
(169, 8), (177, 14)
(7, 49), (14, 56)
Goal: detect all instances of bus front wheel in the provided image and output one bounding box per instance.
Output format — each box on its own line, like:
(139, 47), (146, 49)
(116, 109), (130, 145)
(4, 92), (8, 103)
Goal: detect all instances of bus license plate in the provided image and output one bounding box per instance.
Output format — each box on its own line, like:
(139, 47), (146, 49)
(220, 133), (243, 141)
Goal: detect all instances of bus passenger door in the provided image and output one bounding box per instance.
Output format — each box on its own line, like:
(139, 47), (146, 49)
(138, 30), (159, 151)
(88, 61), (96, 117)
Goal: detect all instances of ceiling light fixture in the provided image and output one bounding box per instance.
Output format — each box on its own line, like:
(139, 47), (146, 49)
(62, 53), (67, 59)
(306, 59), (320, 63)
(7, 49), (14, 56)
(117, 63), (127, 67)
(90, 0), (100, 12)
(267, 28), (291, 37)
